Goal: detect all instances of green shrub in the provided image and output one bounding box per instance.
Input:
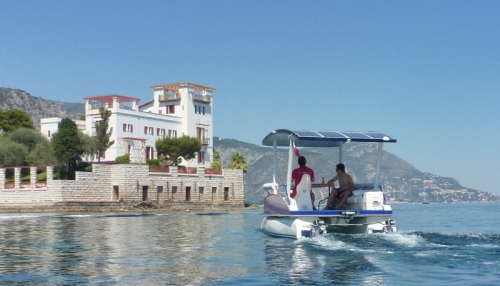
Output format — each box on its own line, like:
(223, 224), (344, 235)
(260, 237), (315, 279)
(115, 154), (130, 164)
(146, 159), (160, 167)
(85, 165), (92, 172)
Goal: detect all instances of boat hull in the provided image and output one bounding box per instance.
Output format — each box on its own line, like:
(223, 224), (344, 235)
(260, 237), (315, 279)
(261, 216), (326, 239)
(261, 214), (396, 238)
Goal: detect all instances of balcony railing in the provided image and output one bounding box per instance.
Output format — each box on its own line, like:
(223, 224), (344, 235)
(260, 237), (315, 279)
(159, 94), (181, 102)
(192, 94), (211, 104)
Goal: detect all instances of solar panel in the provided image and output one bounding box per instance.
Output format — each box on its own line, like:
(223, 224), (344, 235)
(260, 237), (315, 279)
(317, 131), (346, 139)
(338, 132), (370, 139)
(363, 132), (392, 140)
(262, 129), (396, 146)
(292, 131), (321, 138)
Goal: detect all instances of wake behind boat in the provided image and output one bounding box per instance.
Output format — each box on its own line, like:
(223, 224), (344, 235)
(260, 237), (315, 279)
(260, 129), (397, 239)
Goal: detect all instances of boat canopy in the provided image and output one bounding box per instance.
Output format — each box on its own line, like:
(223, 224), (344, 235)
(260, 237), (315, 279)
(262, 129), (397, 148)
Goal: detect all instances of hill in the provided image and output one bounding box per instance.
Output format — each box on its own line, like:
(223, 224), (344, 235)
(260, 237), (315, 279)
(0, 88), (84, 129)
(2, 87), (498, 204)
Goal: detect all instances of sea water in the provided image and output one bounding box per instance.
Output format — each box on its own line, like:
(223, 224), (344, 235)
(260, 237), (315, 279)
(0, 203), (499, 285)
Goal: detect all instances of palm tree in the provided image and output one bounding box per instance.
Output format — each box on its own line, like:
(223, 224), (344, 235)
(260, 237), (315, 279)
(228, 152), (249, 173)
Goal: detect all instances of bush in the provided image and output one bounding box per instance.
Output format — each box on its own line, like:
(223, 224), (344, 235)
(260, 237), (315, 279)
(115, 154), (130, 164)
(85, 165), (92, 172)
(146, 159), (160, 167)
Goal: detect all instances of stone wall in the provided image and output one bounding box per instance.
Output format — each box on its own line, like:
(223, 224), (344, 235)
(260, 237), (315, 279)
(0, 164), (244, 210)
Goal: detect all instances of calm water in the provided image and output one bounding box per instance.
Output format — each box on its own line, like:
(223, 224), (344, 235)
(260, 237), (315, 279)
(0, 203), (499, 285)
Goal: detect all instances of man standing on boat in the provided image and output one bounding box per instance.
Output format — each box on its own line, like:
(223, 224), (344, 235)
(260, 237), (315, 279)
(324, 163), (355, 210)
(291, 156), (316, 210)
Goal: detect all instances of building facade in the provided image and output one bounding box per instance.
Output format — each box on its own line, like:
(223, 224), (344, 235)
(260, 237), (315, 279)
(41, 82), (215, 167)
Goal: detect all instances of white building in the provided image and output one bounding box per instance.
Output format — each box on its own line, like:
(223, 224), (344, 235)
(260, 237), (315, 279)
(41, 117), (86, 139)
(41, 82), (215, 167)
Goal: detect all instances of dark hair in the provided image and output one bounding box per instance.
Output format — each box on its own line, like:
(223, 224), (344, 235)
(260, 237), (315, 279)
(336, 163), (345, 172)
(298, 156), (306, 167)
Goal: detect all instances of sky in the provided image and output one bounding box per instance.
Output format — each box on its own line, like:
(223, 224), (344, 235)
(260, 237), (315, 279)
(1, 1), (499, 195)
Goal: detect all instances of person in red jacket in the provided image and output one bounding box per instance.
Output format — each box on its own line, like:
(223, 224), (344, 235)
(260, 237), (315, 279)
(291, 156), (316, 209)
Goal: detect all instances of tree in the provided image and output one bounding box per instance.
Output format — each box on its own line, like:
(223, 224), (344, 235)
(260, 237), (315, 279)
(26, 140), (57, 166)
(0, 109), (35, 134)
(0, 136), (28, 167)
(51, 118), (83, 175)
(155, 135), (201, 165)
(9, 128), (57, 166)
(210, 148), (222, 170)
(228, 152), (249, 172)
(10, 127), (46, 152)
(94, 107), (114, 162)
(79, 131), (97, 162)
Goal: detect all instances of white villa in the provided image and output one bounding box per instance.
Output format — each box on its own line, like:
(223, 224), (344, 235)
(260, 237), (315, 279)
(41, 82), (215, 167)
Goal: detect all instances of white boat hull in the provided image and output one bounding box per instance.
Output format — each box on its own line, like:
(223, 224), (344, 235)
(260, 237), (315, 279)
(261, 216), (326, 239)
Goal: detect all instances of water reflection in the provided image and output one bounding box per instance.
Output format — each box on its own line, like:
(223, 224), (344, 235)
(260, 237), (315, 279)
(0, 212), (257, 285)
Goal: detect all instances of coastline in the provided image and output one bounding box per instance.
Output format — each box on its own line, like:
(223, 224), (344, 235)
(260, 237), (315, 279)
(0, 202), (262, 214)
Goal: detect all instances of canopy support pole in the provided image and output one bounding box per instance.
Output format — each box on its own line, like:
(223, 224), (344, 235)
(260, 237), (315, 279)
(286, 137), (294, 200)
(374, 142), (383, 190)
(339, 143), (344, 163)
(272, 138), (277, 194)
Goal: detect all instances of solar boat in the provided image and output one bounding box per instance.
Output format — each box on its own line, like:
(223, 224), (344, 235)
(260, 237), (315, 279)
(261, 129), (397, 239)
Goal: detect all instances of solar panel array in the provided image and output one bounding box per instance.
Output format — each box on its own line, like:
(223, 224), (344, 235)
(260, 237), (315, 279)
(262, 129), (396, 146)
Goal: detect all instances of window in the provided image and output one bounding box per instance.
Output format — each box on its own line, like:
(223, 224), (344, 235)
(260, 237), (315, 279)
(142, 186), (148, 201)
(197, 151), (205, 163)
(144, 126), (153, 135)
(166, 105), (175, 114)
(113, 186), (119, 200)
(48, 130), (51, 137)
(145, 146), (154, 160)
(160, 129), (165, 136)
(157, 128), (160, 136)
(224, 187), (229, 201)
(203, 106), (205, 115)
(124, 124), (133, 133)
(186, 187), (191, 202)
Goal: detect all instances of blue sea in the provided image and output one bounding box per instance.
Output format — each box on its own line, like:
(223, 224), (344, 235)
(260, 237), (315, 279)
(0, 203), (499, 285)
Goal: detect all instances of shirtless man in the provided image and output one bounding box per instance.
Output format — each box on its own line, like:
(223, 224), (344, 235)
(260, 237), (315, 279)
(323, 163), (355, 210)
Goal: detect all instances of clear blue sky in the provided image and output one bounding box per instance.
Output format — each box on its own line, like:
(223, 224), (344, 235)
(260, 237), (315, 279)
(1, 1), (499, 195)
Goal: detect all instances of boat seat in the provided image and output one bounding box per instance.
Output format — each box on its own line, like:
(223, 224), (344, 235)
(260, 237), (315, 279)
(295, 174), (313, 211)
(346, 190), (366, 204)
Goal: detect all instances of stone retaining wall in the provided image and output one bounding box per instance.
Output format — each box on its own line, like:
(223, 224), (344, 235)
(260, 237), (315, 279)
(0, 164), (244, 211)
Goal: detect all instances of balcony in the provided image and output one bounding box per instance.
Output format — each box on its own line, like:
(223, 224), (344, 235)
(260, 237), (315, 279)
(159, 93), (181, 102)
(192, 93), (211, 104)
(200, 138), (210, 146)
